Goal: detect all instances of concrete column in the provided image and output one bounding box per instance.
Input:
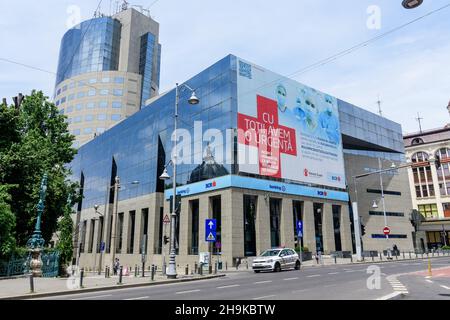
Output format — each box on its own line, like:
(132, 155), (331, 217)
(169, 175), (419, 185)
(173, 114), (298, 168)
(92, 219), (99, 254)
(303, 201), (316, 253)
(148, 196), (159, 256)
(281, 198), (295, 249)
(340, 204), (353, 252)
(121, 211), (130, 254)
(256, 196), (270, 255)
(133, 209), (142, 254)
(322, 204), (336, 254)
(219, 189), (245, 266)
(198, 195), (211, 254)
(179, 198), (190, 256)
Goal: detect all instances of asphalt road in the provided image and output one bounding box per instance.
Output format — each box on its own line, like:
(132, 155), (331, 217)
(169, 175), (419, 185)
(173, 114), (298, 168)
(34, 257), (450, 300)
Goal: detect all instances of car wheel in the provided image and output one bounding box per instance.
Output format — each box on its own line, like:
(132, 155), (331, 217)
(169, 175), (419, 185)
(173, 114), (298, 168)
(295, 261), (301, 270)
(274, 263), (281, 272)
(254, 270), (260, 273)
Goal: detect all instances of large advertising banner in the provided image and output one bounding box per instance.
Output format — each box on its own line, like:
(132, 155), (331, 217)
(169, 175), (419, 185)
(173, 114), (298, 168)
(237, 58), (346, 189)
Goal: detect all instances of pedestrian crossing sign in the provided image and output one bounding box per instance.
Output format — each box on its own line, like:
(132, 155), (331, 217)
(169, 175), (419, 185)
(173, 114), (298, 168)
(207, 232), (216, 241)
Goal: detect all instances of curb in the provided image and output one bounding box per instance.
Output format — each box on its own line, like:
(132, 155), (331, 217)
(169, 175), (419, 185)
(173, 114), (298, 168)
(0, 274), (225, 300)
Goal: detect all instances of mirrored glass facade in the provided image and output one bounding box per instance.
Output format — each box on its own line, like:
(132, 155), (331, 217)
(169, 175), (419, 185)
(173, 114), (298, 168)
(55, 17), (121, 86)
(70, 55), (406, 212)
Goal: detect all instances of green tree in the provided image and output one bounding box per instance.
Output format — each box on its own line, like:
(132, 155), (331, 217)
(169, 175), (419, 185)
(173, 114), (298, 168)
(0, 186), (16, 258)
(56, 199), (74, 275)
(0, 90), (78, 246)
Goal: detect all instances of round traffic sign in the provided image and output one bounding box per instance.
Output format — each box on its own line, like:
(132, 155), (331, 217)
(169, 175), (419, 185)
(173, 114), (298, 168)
(383, 227), (390, 235)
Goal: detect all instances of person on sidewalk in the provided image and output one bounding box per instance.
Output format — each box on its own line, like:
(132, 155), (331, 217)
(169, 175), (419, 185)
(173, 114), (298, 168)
(113, 258), (120, 275)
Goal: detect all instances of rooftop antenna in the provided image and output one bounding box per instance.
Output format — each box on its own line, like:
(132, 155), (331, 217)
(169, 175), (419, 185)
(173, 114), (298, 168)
(416, 112), (424, 133)
(376, 94), (383, 117)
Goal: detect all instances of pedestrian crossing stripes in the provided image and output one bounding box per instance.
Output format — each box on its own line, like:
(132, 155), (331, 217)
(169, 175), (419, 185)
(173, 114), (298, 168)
(386, 275), (408, 294)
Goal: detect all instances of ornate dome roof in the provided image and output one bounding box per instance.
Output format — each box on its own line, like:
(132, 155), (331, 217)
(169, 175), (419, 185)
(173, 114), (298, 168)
(188, 145), (229, 183)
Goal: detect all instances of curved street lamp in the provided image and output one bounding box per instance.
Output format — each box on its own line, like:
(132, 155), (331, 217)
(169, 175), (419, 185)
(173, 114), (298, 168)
(160, 83), (199, 279)
(402, 0), (423, 9)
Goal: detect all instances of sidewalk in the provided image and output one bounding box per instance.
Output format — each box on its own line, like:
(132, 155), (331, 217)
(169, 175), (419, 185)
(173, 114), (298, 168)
(221, 252), (450, 272)
(0, 270), (224, 300)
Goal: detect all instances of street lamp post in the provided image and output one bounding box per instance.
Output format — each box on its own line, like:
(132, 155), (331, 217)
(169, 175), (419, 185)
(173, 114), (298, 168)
(353, 160), (406, 261)
(26, 173), (48, 277)
(108, 177), (140, 271)
(160, 83), (199, 279)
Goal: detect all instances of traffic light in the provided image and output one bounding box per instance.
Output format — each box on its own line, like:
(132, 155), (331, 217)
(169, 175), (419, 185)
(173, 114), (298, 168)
(360, 223), (366, 236)
(436, 155), (442, 169)
(163, 235), (169, 245)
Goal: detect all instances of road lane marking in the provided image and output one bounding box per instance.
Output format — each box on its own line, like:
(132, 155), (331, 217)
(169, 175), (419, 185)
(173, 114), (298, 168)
(283, 277), (299, 281)
(125, 296), (149, 300)
(254, 280), (272, 284)
(175, 289), (201, 295)
(328, 272), (339, 275)
(217, 284), (240, 289)
(252, 295), (276, 300)
(377, 292), (403, 300)
(71, 294), (112, 300)
(426, 280), (433, 283)
(307, 275), (320, 278)
(440, 285), (450, 290)
(345, 270), (355, 273)
(292, 289), (307, 293)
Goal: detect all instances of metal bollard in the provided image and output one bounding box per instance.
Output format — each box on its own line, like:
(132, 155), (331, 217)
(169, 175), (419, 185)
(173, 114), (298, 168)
(199, 264), (203, 276)
(334, 255), (337, 264)
(80, 268), (84, 288)
(118, 266), (123, 285)
(194, 262), (198, 274)
(380, 253), (383, 261)
(135, 265), (138, 277)
(185, 265), (189, 275)
(209, 265), (213, 274)
(246, 261), (249, 270)
(105, 266), (108, 278)
(350, 255), (353, 263)
(403, 252), (405, 259)
(29, 274), (34, 293)
(372, 253), (374, 262)
(142, 262), (145, 278)
(151, 265), (155, 281)
(225, 261), (228, 270)
(214, 262), (217, 274)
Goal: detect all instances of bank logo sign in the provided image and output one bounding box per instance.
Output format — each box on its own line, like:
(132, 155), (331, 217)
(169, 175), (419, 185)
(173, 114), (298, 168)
(236, 58), (346, 189)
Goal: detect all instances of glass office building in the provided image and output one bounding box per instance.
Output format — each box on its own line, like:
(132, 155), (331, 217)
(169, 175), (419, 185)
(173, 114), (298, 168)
(55, 17), (122, 86)
(70, 55), (414, 270)
(54, 8), (161, 148)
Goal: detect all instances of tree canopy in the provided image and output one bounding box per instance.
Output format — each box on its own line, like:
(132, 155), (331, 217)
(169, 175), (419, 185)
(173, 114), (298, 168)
(0, 90), (79, 252)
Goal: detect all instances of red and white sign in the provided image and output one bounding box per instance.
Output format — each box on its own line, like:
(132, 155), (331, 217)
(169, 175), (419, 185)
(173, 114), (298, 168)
(238, 95), (297, 178)
(163, 214), (170, 224)
(383, 227), (391, 235)
(236, 58), (346, 189)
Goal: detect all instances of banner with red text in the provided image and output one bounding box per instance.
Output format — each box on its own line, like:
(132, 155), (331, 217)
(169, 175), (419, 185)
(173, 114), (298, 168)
(237, 58), (346, 189)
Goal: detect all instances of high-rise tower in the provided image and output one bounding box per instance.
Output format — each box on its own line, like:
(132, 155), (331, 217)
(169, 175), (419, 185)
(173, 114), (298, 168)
(54, 7), (161, 147)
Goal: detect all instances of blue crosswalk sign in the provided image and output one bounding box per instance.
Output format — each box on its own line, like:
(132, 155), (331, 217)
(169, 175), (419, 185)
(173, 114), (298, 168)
(205, 219), (217, 242)
(297, 221), (303, 238)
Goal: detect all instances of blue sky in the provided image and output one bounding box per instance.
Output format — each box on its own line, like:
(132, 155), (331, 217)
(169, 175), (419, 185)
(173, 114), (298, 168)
(1, 0), (449, 133)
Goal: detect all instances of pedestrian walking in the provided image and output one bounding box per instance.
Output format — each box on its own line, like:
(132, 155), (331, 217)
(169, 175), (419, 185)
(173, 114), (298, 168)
(113, 258), (120, 275)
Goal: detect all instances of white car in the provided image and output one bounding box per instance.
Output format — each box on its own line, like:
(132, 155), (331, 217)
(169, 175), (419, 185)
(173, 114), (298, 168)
(252, 248), (301, 273)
